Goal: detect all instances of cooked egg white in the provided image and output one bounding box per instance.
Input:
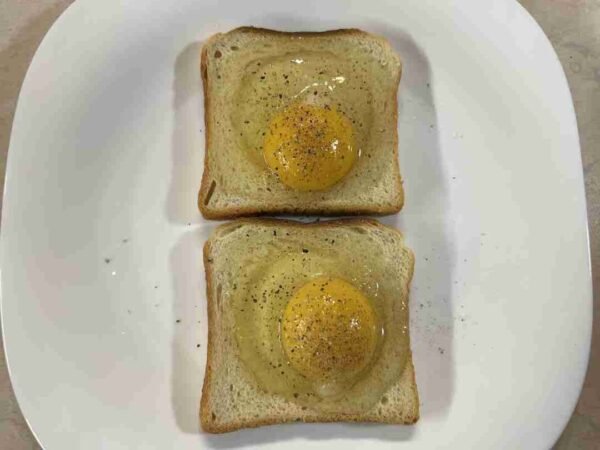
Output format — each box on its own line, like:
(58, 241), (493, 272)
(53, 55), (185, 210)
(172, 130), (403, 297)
(232, 231), (409, 413)
(231, 50), (373, 191)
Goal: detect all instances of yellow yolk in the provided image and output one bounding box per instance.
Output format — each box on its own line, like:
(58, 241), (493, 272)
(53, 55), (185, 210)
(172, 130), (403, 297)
(263, 104), (356, 191)
(281, 276), (378, 388)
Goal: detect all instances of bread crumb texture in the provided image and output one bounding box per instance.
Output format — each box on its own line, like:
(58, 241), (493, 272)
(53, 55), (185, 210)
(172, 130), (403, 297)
(199, 28), (404, 219)
(200, 219), (419, 432)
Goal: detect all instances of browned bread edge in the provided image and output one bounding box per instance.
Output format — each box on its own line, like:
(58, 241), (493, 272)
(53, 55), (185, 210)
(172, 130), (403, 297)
(199, 218), (418, 433)
(197, 28), (404, 219)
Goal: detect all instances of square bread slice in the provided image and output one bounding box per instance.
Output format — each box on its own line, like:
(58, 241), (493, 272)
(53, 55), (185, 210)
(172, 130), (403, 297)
(201, 219), (418, 433)
(199, 27), (404, 219)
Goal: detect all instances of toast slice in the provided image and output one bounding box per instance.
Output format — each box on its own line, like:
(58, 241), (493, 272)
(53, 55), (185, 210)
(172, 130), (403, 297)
(201, 219), (418, 433)
(199, 27), (404, 219)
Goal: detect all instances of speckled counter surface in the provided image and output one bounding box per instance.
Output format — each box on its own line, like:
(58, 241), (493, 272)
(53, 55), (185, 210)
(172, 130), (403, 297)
(0, 1), (598, 448)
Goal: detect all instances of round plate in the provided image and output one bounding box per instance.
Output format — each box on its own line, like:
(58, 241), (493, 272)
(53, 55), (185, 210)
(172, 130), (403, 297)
(1, 0), (592, 448)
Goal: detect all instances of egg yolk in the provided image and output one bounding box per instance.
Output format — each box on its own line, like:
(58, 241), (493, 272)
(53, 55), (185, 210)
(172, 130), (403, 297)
(263, 104), (357, 191)
(281, 276), (378, 389)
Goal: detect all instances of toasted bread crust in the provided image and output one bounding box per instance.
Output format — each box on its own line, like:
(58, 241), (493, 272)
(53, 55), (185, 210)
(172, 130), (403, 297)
(200, 218), (418, 433)
(198, 34), (217, 218)
(202, 358), (419, 433)
(199, 235), (216, 432)
(198, 27), (404, 219)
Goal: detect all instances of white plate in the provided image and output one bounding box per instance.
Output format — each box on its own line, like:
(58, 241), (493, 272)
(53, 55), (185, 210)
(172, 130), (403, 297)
(1, 0), (592, 448)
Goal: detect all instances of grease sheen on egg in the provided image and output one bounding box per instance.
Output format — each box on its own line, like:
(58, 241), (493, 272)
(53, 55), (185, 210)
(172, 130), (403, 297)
(231, 51), (373, 191)
(263, 104), (357, 191)
(232, 232), (410, 414)
(282, 276), (378, 397)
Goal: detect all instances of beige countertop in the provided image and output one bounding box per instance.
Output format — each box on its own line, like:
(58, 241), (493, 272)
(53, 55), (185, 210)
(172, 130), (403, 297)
(0, 0), (598, 448)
